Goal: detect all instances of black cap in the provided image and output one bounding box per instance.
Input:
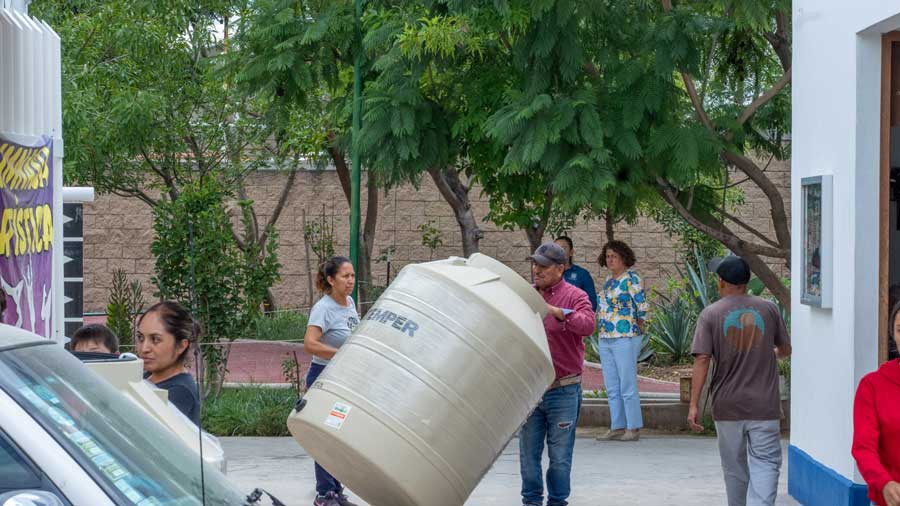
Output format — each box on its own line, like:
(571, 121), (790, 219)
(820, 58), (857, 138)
(709, 256), (752, 285)
(530, 243), (567, 266)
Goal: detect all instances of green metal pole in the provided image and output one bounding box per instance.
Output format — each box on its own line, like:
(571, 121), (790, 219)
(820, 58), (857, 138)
(350, 0), (363, 303)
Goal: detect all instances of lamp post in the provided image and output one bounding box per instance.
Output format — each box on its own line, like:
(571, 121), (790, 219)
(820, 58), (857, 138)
(349, 0), (363, 302)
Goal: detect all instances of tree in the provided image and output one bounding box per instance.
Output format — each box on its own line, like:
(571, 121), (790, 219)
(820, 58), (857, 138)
(484, 0), (791, 308)
(32, 0), (293, 309)
(357, 5), (521, 256)
(652, 0), (792, 308)
(151, 180), (279, 396)
(230, 0), (385, 304)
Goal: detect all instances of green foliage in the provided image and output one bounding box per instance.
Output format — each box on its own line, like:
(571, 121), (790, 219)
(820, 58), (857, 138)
(230, 0), (353, 105)
(106, 269), (145, 348)
(679, 247), (720, 314)
(688, 414), (717, 437)
(303, 207), (337, 265)
(251, 311), (308, 342)
(638, 334), (654, 363)
(32, 0), (270, 192)
(202, 386), (295, 437)
(282, 351), (305, 398)
(647, 195), (727, 263)
(583, 335), (599, 363)
(647, 296), (696, 364)
(229, 0), (356, 164)
(583, 389), (607, 400)
(779, 357), (791, 395)
(151, 180), (280, 394)
(418, 220), (444, 260)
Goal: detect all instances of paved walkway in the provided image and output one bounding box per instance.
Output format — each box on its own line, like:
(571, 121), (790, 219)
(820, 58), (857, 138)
(222, 432), (797, 506)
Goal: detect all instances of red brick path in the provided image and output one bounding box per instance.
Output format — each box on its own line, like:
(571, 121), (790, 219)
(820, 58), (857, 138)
(224, 340), (679, 394)
(85, 313), (679, 394)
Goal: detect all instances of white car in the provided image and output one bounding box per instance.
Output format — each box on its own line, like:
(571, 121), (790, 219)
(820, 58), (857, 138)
(0, 325), (283, 506)
(74, 351), (227, 473)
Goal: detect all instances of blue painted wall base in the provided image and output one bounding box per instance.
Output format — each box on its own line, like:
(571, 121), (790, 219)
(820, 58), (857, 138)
(789, 445), (870, 505)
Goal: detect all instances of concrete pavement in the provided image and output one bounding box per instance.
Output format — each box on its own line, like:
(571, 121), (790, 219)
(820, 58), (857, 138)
(222, 431), (798, 506)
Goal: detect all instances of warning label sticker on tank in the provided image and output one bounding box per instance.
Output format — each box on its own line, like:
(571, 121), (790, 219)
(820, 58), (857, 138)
(324, 402), (352, 430)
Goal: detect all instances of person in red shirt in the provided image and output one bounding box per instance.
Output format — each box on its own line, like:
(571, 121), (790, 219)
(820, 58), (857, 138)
(852, 302), (900, 506)
(519, 243), (595, 506)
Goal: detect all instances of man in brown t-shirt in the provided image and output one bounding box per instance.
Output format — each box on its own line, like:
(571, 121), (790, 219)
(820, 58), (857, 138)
(688, 256), (791, 506)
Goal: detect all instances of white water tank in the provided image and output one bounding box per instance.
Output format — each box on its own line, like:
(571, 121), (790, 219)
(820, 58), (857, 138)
(288, 254), (555, 506)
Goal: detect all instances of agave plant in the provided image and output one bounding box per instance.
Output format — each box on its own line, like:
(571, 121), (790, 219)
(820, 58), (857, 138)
(677, 246), (720, 314)
(647, 295), (697, 364)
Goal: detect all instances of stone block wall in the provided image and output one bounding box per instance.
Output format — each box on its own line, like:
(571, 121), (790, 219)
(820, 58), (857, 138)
(82, 159), (791, 313)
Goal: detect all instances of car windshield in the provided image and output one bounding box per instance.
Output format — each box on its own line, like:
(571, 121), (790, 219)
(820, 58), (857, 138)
(0, 342), (248, 506)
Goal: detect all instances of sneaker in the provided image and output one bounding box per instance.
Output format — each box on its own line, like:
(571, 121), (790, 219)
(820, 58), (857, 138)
(336, 492), (359, 506)
(595, 428), (626, 441)
(313, 492), (341, 506)
(620, 429), (640, 441)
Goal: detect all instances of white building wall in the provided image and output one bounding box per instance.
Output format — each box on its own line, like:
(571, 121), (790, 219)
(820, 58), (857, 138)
(791, 1), (900, 480)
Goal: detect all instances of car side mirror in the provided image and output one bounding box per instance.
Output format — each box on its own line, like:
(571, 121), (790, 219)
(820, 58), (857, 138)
(0, 491), (65, 506)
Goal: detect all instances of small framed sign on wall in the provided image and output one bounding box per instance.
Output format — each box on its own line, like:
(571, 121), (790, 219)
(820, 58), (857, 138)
(801, 175), (833, 308)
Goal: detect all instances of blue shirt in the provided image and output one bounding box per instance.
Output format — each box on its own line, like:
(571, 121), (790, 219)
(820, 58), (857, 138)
(145, 372), (200, 425)
(563, 264), (598, 311)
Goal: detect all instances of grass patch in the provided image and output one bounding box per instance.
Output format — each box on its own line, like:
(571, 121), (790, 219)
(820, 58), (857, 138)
(202, 386), (297, 437)
(250, 311), (308, 342)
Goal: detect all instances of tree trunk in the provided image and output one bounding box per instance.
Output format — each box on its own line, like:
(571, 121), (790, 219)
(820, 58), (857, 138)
(301, 208), (315, 308)
(737, 250), (790, 310)
(525, 227), (544, 252)
(656, 181), (791, 311)
(428, 167), (483, 256)
(524, 190), (555, 252)
(357, 171), (379, 309)
(329, 143), (378, 309)
(229, 168), (299, 313)
(605, 211), (615, 242)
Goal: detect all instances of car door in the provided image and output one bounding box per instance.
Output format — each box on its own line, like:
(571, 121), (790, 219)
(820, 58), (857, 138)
(0, 430), (46, 494)
(0, 389), (114, 506)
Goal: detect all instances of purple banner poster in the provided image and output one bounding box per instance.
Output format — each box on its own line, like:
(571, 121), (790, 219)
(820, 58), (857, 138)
(0, 136), (54, 337)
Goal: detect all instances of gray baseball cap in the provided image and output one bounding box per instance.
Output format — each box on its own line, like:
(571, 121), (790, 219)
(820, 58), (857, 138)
(530, 243), (567, 266)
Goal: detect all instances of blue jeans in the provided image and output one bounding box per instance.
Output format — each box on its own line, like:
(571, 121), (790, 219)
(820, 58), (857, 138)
(598, 337), (643, 430)
(519, 383), (582, 506)
(306, 362), (343, 497)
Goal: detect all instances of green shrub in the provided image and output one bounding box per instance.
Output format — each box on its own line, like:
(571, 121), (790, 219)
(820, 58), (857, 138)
(584, 389), (607, 399)
(679, 247), (719, 314)
(583, 335), (600, 363)
(251, 311), (308, 342)
(202, 387), (296, 437)
(106, 269), (145, 348)
(647, 296), (697, 364)
(152, 180), (280, 395)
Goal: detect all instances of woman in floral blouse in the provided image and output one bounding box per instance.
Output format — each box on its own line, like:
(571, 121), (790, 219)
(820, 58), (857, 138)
(596, 240), (648, 442)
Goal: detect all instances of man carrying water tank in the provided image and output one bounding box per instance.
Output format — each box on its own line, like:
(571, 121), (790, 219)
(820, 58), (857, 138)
(520, 243), (596, 506)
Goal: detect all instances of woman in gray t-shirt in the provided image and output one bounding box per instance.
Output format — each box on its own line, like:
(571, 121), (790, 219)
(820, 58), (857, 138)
(303, 256), (360, 506)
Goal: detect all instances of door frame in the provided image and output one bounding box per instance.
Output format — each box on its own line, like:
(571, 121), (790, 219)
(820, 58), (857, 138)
(880, 32), (900, 364)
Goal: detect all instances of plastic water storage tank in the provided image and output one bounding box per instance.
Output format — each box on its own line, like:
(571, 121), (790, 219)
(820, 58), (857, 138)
(288, 253), (555, 506)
